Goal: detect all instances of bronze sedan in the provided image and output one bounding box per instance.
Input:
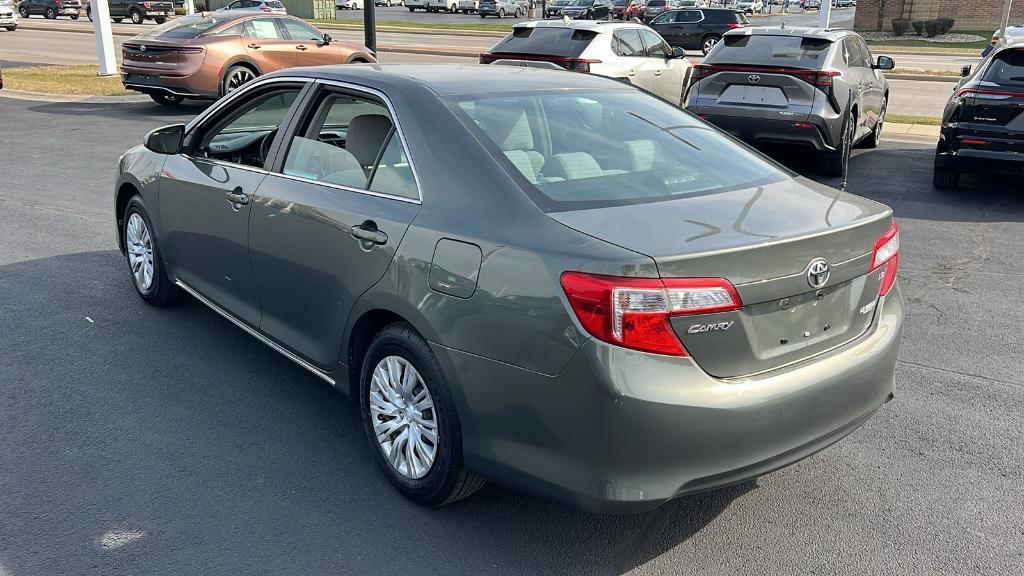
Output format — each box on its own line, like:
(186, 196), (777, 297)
(121, 12), (375, 105)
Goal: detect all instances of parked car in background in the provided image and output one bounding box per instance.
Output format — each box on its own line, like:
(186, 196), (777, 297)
(0, 0), (18, 30)
(624, 0), (647, 19)
(802, 0), (821, 9)
(649, 7), (746, 54)
(611, 0), (629, 18)
(404, 0), (450, 10)
(87, 0), (173, 24)
(934, 41), (1024, 188)
(481, 20), (692, 105)
(456, 0), (478, 13)
(983, 23), (1023, 57)
(120, 12), (375, 105)
(116, 63), (904, 513)
(643, 0), (670, 21)
(478, 0), (522, 17)
(218, 0), (288, 13)
(735, 0), (761, 13)
(17, 0), (82, 20)
(337, 0), (364, 8)
(560, 0), (613, 19)
(374, 0), (404, 6)
(686, 27), (894, 176)
(833, 0), (852, 7)
(544, 0), (570, 16)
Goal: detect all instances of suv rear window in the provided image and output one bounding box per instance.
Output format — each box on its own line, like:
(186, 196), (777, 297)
(713, 34), (833, 68)
(705, 10), (742, 23)
(647, 0), (666, 5)
(491, 28), (599, 59)
(450, 91), (784, 211)
(984, 49), (1024, 87)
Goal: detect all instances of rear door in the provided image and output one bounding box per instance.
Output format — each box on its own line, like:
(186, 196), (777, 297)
(959, 47), (1024, 157)
(243, 17), (298, 72)
(250, 83), (421, 370)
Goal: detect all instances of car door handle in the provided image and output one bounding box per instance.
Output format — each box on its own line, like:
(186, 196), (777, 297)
(296, 45), (308, 51)
(247, 43), (262, 49)
(654, 70), (662, 76)
(351, 222), (388, 246)
(626, 69), (636, 76)
(226, 190), (249, 206)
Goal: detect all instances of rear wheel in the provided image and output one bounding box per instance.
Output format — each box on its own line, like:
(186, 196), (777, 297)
(4, 25), (15, 31)
(514, 7), (521, 17)
(701, 34), (721, 55)
(450, 3), (457, 11)
(150, 93), (184, 106)
(360, 323), (485, 507)
(221, 64), (257, 96)
(70, 13), (79, 20)
(44, 7), (55, 19)
(129, 8), (143, 24)
(498, 7), (504, 17)
(408, 6), (414, 11)
(123, 196), (183, 306)
(820, 112), (854, 177)
(933, 166), (960, 189)
(113, 17), (123, 22)
(18, 6), (27, 18)
(154, 16), (166, 24)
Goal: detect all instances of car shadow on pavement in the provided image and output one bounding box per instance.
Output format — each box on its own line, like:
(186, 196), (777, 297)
(0, 250), (752, 576)
(24, 99), (211, 122)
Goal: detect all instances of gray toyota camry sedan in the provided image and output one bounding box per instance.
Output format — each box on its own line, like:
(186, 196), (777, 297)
(113, 64), (903, 513)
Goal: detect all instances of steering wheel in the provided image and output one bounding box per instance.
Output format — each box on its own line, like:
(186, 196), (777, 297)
(259, 128), (279, 165)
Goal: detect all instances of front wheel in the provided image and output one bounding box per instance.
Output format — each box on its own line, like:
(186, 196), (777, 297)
(123, 197), (183, 306)
(860, 98), (886, 149)
(498, 7), (504, 17)
(360, 323), (485, 507)
(70, 13), (79, 20)
(113, 17), (123, 22)
(701, 34), (721, 55)
(44, 7), (56, 19)
(154, 16), (166, 24)
(129, 8), (143, 24)
(408, 6), (415, 11)
(450, 3), (457, 11)
(18, 6), (27, 18)
(4, 25), (15, 31)
(150, 93), (184, 106)
(514, 7), (521, 17)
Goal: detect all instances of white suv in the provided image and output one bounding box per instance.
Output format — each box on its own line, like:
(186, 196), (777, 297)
(481, 20), (692, 106)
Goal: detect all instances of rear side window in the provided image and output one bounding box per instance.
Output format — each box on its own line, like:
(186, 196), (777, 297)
(451, 91), (784, 211)
(246, 18), (284, 40)
(491, 28), (599, 58)
(713, 34), (833, 68)
(704, 10), (738, 23)
(984, 49), (1024, 87)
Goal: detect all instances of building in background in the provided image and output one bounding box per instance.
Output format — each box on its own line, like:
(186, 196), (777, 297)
(853, 0), (1023, 31)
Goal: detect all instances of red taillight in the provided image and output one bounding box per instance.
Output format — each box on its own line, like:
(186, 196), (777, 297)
(560, 272), (742, 356)
(479, 52), (494, 64)
(724, 23), (743, 28)
(178, 47), (205, 54)
(870, 221), (900, 297)
(261, 6), (272, 11)
(960, 138), (988, 145)
(568, 58), (601, 73)
(143, 1), (152, 8)
(55, 0), (62, 5)
(955, 87), (1022, 98)
(690, 64), (839, 92)
(792, 122), (815, 129)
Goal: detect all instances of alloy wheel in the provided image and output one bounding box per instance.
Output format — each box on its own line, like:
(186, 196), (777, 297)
(369, 356), (439, 480)
(703, 36), (719, 54)
(225, 68), (255, 94)
(874, 100), (887, 146)
(125, 213), (155, 292)
(19, 6), (28, 18)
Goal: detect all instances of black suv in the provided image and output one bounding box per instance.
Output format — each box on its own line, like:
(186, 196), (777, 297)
(85, 0), (173, 24)
(649, 8), (747, 55)
(934, 42), (1024, 189)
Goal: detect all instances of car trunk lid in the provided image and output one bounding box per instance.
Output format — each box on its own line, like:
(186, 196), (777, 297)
(956, 49), (1024, 156)
(551, 177), (894, 378)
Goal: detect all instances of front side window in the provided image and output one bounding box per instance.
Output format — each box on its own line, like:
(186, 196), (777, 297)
(197, 88), (301, 169)
(640, 29), (671, 58)
(452, 91), (784, 211)
(281, 19), (323, 42)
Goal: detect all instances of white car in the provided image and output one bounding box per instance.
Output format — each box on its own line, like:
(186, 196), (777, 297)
(481, 20), (692, 106)
(338, 0), (365, 8)
(457, 0), (479, 11)
(0, 0), (18, 31)
(217, 0), (288, 13)
(735, 0), (762, 12)
(374, 0), (404, 5)
(405, 0), (451, 10)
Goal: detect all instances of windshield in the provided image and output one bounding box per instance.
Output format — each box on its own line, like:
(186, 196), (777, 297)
(568, 0), (594, 5)
(135, 15), (225, 39)
(450, 90), (785, 211)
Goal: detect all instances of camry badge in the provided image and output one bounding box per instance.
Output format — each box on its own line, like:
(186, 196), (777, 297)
(687, 321), (734, 334)
(806, 258), (831, 289)
(748, 74), (761, 84)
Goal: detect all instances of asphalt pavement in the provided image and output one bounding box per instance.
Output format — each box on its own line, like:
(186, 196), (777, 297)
(1, 93), (1022, 575)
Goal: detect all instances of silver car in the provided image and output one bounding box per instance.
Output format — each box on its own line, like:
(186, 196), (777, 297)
(686, 27), (894, 176)
(217, 0), (287, 13)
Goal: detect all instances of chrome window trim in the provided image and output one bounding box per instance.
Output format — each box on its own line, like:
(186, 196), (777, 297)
(185, 155), (271, 175)
(175, 279), (337, 386)
(269, 172), (422, 204)
(185, 75), (311, 134)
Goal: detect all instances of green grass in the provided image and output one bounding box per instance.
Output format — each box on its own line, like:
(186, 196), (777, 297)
(2, 65), (131, 96)
(865, 30), (993, 52)
(306, 18), (511, 34)
(887, 114), (941, 126)
(891, 68), (959, 77)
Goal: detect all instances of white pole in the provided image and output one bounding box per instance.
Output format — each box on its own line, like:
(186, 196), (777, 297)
(90, 0), (117, 76)
(186, 0), (196, 15)
(997, 0), (1013, 39)
(818, 1), (832, 29)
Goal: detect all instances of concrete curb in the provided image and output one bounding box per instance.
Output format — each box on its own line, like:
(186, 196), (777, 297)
(887, 73), (958, 83)
(883, 122), (940, 139)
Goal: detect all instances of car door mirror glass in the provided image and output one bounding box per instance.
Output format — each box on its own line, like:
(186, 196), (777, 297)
(874, 55), (895, 70)
(323, 33), (332, 45)
(671, 46), (685, 58)
(960, 64), (972, 77)
(144, 124), (186, 155)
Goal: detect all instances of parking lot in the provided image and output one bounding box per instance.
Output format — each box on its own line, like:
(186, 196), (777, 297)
(1, 90), (1021, 575)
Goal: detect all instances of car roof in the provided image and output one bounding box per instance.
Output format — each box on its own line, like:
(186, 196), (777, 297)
(513, 19), (646, 33)
(724, 26), (853, 41)
(267, 63), (631, 97)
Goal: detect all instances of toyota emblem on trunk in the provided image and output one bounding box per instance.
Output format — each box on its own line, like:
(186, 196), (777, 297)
(806, 258), (831, 289)
(748, 74), (761, 84)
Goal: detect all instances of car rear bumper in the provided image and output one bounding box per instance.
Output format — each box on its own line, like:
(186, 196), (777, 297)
(439, 284), (903, 513)
(935, 147), (1024, 175)
(0, 15), (17, 24)
(703, 114), (838, 152)
(121, 71), (219, 100)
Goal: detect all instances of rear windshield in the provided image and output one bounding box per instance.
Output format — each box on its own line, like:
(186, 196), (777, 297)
(705, 9), (742, 23)
(136, 15), (225, 39)
(491, 28), (599, 58)
(711, 34), (833, 68)
(449, 91), (785, 212)
(267, 1), (285, 7)
(984, 49), (1024, 87)
(648, 0), (666, 5)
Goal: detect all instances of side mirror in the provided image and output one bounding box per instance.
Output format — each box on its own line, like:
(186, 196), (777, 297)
(671, 46), (685, 59)
(960, 64), (972, 77)
(874, 55), (895, 71)
(143, 124), (185, 155)
(323, 33), (332, 45)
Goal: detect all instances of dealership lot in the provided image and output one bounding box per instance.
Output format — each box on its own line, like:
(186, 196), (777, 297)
(0, 91), (1021, 575)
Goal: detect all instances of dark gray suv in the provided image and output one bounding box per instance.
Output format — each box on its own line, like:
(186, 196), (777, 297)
(686, 27), (894, 176)
(114, 65), (903, 513)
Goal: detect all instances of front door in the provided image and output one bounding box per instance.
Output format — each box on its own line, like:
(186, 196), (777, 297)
(242, 17), (298, 73)
(639, 29), (685, 106)
(250, 85), (421, 369)
(159, 83), (305, 327)
(279, 18), (339, 67)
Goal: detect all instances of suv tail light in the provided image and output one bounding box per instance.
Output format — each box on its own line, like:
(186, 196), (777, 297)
(261, 6), (273, 10)
(724, 23), (744, 28)
(560, 272), (742, 356)
(955, 87), (1022, 99)
(869, 221), (900, 297)
(690, 64), (840, 93)
(143, 1), (152, 8)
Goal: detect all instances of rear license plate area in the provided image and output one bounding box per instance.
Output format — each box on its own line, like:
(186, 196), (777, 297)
(719, 85), (788, 107)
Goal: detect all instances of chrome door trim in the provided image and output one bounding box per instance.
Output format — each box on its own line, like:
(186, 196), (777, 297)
(185, 76), (312, 134)
(268, 171), (421, 204)
(175, 279), (337, 386)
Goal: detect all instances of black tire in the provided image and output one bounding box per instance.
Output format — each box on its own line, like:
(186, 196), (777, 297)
(4, 25), (15, 31)
(408, 6), (414, 11)
(820, 112), (854, 177)
(498, 7), (504, 17)
(480, 13), (486, 17)
(154, 16), (166, 24)
(221, 64), (257, 96)
(860, 97), (886, 149)
(18, 6), (28, 18)
(87, 8), (92, 20)
(360, 323), (485, 507)
(701, 34), (721, 55)
(449, 3), (457, 12)
(933, 167), (960, 189)
(514, 7), (521, 17)
(150, 93), (184, 106)
(44, 7), (56, 19)
(70, 13), (79, 20)
(123, 196), (184, 307)
(129, 8), (143, 24)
